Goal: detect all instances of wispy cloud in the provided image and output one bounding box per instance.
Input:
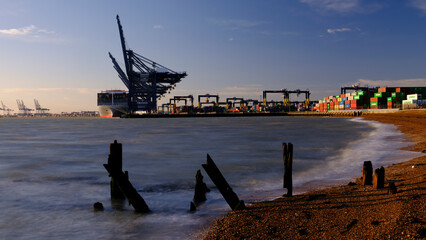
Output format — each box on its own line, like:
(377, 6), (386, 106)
(300, 0), (359, 13)
(410, 0), (426, 14)
(228, 37), (234, 41)
(327, 27), (352, 34)
(354, 78), (426, 87)
(209, 18), (268, 31)
(300, 0), (383, 14)
(0, 24), (58, 42)
(153, 24), (164, 29)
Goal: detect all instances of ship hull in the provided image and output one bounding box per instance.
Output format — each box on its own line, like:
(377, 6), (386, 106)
(98, 105), (128, 118)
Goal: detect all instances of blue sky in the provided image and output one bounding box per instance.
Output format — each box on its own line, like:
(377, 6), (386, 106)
(0, 0), (426, 113)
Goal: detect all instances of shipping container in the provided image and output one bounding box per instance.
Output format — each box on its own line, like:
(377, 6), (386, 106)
(378, 87), (396, 93)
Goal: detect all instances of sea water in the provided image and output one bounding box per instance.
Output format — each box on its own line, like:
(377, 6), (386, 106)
(0, 117), (421, 239)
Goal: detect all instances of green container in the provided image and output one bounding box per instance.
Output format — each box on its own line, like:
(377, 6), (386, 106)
(354, 95), (360, 100)
(335, 95), (340, 98)
(391, 92), (405, 98)
(370, 102), (378, 107)
(387, 97), (392, 102)
(357, 91), (365, 96)
(374, 92), (382, 97)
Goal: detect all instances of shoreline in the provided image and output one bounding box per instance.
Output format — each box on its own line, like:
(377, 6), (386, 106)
(202, 110), (426, 239)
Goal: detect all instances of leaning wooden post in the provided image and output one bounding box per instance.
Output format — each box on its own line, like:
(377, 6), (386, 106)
(109, 140), (125, 199)
(362, 161), (373, 186)
(283, 142), (293, 197)
(373, 167), (385, 189)
(202, 154), (245, 211)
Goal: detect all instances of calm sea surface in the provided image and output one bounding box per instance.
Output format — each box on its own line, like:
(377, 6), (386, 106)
(0, 117), (420, 239)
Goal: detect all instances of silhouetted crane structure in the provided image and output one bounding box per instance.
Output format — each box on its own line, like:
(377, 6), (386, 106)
(1, 101), (13, 116)
(109, 15), (187, 114)
(263, 89), (310, 108)
(16, 100), (33, 116)
(34, 99), (50, 115)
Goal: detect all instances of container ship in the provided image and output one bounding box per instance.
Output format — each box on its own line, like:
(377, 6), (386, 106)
(97, 90), (129, 117)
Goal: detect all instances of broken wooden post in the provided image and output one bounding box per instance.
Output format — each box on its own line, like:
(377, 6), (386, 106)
(193, 170), (210, 204)
(373, 167), (385, 189)
(202, 154), (245, 211)
(104, 164), (150, 213)
(108, 140), (125, 199)
(388, 182), (397, 195)
(283, 142), (293, 197)
(362, 161), (373, 186)
(104, 140), (150, 213)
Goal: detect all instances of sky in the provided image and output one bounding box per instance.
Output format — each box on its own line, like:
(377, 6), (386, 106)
(0, 0), (426, 113)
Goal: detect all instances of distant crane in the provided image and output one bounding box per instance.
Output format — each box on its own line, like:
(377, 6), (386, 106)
(16, 99), (33, 116)
(34, 99), (50, 115)
(1, 101), (13, 116)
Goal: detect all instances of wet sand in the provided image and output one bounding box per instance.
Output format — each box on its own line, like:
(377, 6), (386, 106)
(203, 110), (426, 239)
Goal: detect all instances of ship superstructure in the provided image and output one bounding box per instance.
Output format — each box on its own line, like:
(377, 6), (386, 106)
(97, 90), (129, 117)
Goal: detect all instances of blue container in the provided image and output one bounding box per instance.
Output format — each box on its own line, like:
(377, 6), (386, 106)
(342, 97), (348, 101)
(339, 101), (344, 105)
(345, 104), (351, 108)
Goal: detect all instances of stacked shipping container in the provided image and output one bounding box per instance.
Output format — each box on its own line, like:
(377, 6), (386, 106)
(315, 87), (426, 112)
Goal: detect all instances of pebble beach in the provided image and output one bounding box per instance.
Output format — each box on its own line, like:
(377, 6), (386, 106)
(202, 110), (426, 239)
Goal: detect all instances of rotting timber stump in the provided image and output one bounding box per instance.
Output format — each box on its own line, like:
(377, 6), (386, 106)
(202, 154), (245, 211)
(362, 161), (373, 186)
(104, 140), (150, 213)
(103, 164), (150, 213)
(193, 170), (210, 205)
(108, 140), (125, 199)
(283, 142), (293, 197)
(373, 166), (385, 189)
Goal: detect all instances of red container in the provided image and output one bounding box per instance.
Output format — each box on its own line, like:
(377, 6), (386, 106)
(340, 94), (345, 98)
(371, 97), (378, 102)
(344, 100), (350, 105)
(325, 96), (329, 100)
(370, 106), (379, 109)
(350, 100), (357, 104)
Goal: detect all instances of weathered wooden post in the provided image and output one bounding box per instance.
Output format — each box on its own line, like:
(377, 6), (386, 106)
(104, 140), (150, 213)
(362, 161), (373, 186)
(193, 170), (210, 204)
(283, 142), (293, 197)
(388, 182), (397, 195)
(108, 140), (125, 199)
(202, 154), (245, 211)
(373, 167), (385, 189)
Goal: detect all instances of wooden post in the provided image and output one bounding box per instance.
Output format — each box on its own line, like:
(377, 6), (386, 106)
(193, 170), (209, 204)
(202, 154), (245, 211)
(104, 164), (150, 213)
(362, 161), (373, 186)
(104, 140), (149, 213)
(388, 182), (397, 195)
(283, 142), (293, 197)
(373, 167), (385, 189)
(109, 140), (125, 199)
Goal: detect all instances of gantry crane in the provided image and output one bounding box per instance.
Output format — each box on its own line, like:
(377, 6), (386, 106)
(1, 101), (13, 116)
(109, 15), (187, 114)
(34, 99), (50, 115)
(16, 100), (33, 116)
